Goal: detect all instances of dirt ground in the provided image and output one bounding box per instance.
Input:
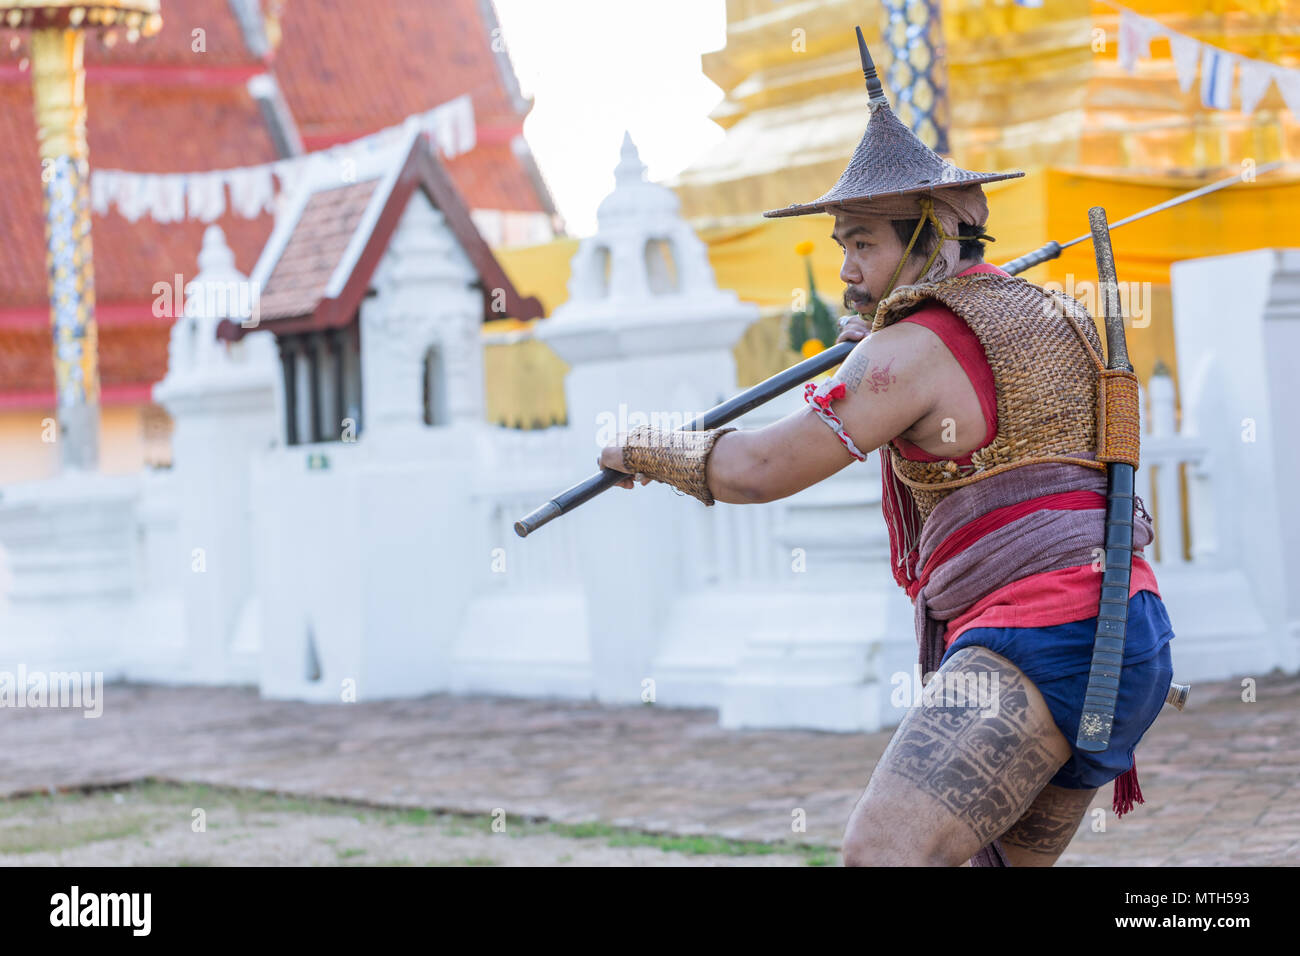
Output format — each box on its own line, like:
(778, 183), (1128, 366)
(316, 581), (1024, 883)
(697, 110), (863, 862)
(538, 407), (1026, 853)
(0, 781), (837, 867)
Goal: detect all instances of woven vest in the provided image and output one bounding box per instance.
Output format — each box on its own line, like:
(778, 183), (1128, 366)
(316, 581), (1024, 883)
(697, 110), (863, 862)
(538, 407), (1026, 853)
(869, 271), (1112, 522)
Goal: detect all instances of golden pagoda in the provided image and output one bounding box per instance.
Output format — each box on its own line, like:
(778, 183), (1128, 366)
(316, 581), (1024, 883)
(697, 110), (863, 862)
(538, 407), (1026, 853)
(662, 0), (1300, 386)
(490, 1), (1299, 424)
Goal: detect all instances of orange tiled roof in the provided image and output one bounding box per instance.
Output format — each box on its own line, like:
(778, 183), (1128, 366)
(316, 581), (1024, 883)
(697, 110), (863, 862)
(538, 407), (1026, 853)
(0, 320), (172, 408)
(0, 81), (279, 312)
(258, 179), (380, 322)
(0, 0), (551, 401)
(272, 0), (547, 213)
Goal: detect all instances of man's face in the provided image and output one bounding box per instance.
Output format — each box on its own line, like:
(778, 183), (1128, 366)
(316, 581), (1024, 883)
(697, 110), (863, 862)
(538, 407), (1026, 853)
(831, 212), (926, 316)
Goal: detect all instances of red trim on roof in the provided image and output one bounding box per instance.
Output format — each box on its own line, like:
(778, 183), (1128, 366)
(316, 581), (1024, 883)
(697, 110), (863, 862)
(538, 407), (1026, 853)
(0, 383), (155, 410)
(0, 64), (268, 86)
(299, 121), (523, 154)
(473, 124), (526, 146)
(0, 303), (173, 331)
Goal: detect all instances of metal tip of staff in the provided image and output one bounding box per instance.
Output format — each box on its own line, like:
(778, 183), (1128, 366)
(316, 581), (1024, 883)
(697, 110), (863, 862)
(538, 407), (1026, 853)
(515, 500), (562, 537)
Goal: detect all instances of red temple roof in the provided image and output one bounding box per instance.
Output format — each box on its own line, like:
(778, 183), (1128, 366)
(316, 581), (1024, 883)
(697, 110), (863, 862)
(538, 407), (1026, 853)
(0, 0), (552, 405)
(220, 132), (542, 342)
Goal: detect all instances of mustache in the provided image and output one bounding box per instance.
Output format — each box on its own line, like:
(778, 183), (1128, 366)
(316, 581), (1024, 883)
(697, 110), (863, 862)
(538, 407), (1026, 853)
(843, 287), (873, 309)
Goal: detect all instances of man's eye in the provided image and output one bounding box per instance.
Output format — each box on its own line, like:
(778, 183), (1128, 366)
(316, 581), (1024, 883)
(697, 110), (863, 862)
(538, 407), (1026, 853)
(856, 241), (868, 250)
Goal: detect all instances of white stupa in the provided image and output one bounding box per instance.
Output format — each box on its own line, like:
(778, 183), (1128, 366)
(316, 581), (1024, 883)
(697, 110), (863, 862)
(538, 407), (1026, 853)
(542, 132), (753, 360)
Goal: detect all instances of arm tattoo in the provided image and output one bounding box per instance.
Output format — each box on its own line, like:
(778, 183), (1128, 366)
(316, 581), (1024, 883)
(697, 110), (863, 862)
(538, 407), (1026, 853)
(840, 348), (871, 391)
(866, 358), (896, 393)
(840, 350), (896, 395)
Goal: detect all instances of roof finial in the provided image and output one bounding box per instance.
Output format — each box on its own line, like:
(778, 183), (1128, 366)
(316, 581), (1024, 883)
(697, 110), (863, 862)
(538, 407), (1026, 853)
(855, 26), (888, 108)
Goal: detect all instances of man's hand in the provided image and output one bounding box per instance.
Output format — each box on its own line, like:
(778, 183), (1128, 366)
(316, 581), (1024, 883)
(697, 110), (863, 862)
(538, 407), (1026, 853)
(598, 441), (653, 490)
(836, 315), (871, 343)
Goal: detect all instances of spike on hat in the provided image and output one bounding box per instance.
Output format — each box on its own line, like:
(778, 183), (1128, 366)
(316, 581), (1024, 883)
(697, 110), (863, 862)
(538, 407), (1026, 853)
(762, 27), (1023, 219)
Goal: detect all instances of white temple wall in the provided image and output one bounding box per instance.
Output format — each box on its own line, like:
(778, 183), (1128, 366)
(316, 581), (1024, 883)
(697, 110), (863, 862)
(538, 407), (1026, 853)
(250, 433), (478, 702)
(1167, 248), (1300, 679)
(256, 189), (486, 701)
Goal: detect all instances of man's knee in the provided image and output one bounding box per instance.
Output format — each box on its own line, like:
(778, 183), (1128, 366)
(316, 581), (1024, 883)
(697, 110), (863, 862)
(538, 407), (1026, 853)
(841, 808), (956, 867)
(842, 834), (958, 867)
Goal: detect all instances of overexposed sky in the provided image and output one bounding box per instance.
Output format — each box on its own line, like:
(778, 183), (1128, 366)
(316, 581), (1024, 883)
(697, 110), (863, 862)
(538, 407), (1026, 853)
(491, 0), (729, 236)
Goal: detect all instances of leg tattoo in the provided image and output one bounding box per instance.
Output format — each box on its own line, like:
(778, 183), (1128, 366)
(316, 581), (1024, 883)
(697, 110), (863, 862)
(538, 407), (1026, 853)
(999, 784), (1099, 862)
(876, 647), (1067, 850)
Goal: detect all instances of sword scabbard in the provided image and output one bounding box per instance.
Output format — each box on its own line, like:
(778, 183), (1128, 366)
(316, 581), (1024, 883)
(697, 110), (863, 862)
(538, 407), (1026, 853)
(1077, 206), (1137, 753)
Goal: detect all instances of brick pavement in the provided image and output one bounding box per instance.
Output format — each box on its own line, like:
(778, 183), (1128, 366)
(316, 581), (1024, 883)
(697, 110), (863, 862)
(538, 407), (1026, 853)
(1, 670), (1296, 865)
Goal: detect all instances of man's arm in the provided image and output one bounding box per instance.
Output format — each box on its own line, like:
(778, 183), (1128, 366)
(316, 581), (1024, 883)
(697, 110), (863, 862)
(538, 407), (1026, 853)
(706, 323), (941, 503)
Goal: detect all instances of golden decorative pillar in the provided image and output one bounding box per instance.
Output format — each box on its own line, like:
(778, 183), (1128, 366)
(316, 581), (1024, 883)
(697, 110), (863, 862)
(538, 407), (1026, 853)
(2, 2), (162, 471)
(879, 0), (950, 153)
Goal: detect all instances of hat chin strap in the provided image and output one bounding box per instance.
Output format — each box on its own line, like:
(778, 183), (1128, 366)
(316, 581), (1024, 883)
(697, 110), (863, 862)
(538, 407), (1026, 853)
(881, 197), (954, 301)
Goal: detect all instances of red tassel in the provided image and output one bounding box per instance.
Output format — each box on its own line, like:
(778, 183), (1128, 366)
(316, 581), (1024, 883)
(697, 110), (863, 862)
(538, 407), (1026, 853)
(880, 452), (923, 590)
(1112, 758), (1144, 819)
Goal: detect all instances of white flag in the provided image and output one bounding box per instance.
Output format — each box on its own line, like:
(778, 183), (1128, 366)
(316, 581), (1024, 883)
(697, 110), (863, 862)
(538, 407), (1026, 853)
(1237, 59), (1275, 113)
(154, 174), (187, 223)
(428, 94), (476, 158)
(228, 165), (275, 218)
(115, 173), (150, 222)
(1199, 47), (1235, 110)
(90, 169), (115, 217)
(1277, 68), (1300, 118)
(1118, 11), (1157, 74)
(1168, 30), (1201, 93)
(187, 170), (227, 222)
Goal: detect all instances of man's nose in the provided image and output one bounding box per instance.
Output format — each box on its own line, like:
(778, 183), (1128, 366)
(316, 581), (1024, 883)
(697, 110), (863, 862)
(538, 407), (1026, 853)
(840, 253), (861, 286)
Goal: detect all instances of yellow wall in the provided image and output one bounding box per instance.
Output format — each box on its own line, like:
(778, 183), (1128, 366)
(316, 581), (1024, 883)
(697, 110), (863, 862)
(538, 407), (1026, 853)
(0, 404), (164, 484)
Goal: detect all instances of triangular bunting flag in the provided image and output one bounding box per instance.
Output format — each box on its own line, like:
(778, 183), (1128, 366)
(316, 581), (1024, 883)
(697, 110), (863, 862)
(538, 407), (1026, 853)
(1238, 59), (1275, 113)
(1118, 11), (1158, 74)
(1168, 30), (1201, 93)
(1200, 47), (1235, 110)
(1277, 68), (1300, 117)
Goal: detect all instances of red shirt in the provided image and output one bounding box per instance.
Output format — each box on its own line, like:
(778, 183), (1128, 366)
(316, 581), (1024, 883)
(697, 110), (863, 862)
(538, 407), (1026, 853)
(892, 264), (1160, 649)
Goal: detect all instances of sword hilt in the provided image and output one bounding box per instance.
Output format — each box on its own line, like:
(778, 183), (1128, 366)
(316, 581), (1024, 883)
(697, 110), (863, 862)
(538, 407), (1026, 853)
(999, 240), (1062, 276)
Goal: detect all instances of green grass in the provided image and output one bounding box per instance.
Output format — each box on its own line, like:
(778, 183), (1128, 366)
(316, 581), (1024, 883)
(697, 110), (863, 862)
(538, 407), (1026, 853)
(428, 856), (499, 867)
(0, 816), (150, 855)
(0, 779), (840, 865)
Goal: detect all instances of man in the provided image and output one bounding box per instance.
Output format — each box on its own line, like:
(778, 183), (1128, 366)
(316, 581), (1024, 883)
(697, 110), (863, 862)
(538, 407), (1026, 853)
(598, 34), (1174, 867)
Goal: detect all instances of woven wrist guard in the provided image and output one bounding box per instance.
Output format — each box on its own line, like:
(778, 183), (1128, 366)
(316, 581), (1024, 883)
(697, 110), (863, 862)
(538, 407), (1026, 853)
(620, 425), (737, 506)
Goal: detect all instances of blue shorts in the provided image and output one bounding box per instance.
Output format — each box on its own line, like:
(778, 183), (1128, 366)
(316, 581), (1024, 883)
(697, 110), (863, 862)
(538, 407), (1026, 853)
(939, 590), (1176, 790)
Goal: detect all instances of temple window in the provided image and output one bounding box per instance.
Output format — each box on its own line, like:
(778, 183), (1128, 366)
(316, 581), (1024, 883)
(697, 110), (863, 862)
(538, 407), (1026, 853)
(644, 238), (678, 294)
(277, 319), (363, 445)
(423, 345), (448, 426)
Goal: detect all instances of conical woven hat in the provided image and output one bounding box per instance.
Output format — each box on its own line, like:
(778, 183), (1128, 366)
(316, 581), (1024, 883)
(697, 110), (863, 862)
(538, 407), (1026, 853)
(763, 28), (1023, 219)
